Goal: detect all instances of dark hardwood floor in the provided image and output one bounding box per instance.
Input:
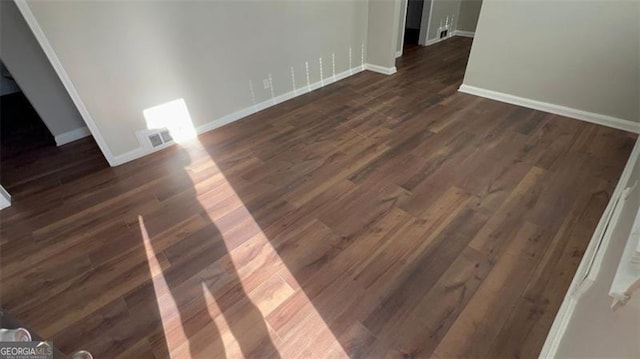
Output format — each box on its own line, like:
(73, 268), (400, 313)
(0, 37), (636, 358)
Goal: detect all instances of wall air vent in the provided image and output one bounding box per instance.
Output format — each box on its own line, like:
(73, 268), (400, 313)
(160, 130), (173, 143)
(136, 128), (175, 151)
(148, 133), (163, 148)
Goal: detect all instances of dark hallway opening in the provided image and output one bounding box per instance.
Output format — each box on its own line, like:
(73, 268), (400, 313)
(0, 59), (107, 204)
(404, 0), (425, 45)
(0, 65), (55, 160)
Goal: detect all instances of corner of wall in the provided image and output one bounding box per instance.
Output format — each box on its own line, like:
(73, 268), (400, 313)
(54, 126), (91, 146)
(13, 0), (117, 166)
(366, 0), (397, 69)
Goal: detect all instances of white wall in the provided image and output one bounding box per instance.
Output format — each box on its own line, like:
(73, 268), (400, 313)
(426, 0), (461, 42)
(463, 0), (640, 124)
(417, 0), (432, 45)
(368, 0), (400, 70)
(0, 0), (87, 138)
(457, 0), (482, 33)
(24, 0), (370, 160)
(419, 0), (481, 44)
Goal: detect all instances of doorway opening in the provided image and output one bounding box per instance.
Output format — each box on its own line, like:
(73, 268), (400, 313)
(1, 61), (55, 159)
(0, 57), (107, 207)
(404, 0), (425, 45)
(396, 0), (483, 60)
(397, 0), (432, 56)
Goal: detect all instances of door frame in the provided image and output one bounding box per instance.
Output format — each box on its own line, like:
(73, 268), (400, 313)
(418, 0), (434, 45)
(396, 0), (409, 58)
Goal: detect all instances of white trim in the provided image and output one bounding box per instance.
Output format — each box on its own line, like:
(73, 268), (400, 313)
(458, 84), (640, 134)
(424, 36), (448, 46)
(111, 147), (148, 167)
(0, 186), (11, 210)
(111, 65), (367, 166)
(14, 0), (117, 166)
(453, 30), (474, 37)
(364, 64), (397, 75)
(396, 0), (408, 58)
(540, 138), (640, 358)
(419, 0), (435, 45)
(425, 33), (456, 46)
(424, 32), (472, 47)
(54, 126), (91, 146)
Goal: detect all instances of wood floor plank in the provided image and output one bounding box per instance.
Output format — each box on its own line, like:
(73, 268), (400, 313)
(433, 222), (551, 358)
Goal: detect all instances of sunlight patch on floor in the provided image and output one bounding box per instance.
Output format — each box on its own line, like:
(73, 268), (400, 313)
(136, 100), (346, 356)
(184, 140), (347, 357)
(138, 215), (190, 355)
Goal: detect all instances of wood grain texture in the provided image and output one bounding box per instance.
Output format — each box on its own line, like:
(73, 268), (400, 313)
(1, 38), (636, 358)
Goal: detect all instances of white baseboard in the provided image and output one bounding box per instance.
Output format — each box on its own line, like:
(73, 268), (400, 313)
(458, 84), (640, 134)
(424, 36), (447, 46)
(364, 64), (397, 75)
(453, 30), (475, 38)
(0, 185), (11, 210)
(424, 31), (475, 47)
(540, 138), (640, 357)
(110, 147), (148, 167)
(111, 65), (367, 166)
(54, 126), (91, 146)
